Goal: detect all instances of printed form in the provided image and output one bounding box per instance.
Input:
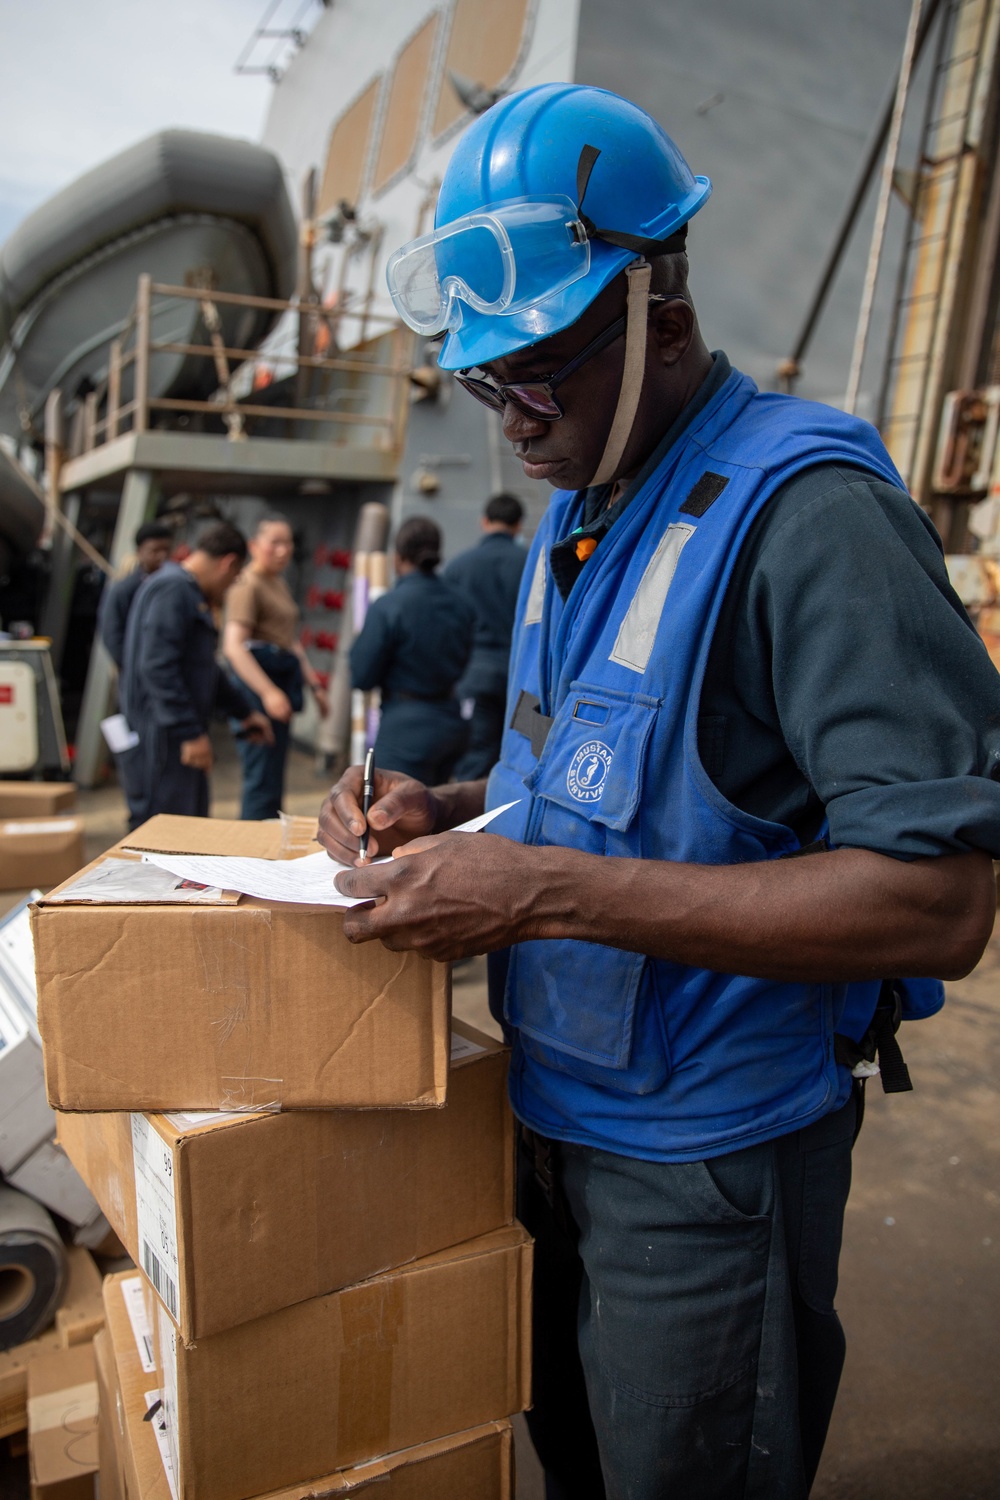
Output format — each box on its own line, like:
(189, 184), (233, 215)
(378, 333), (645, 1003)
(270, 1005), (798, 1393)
(139, 802), (519, 907)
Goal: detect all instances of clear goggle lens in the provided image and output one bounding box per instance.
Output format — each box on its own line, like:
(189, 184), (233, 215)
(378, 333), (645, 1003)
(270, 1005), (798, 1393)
(386, 196), (591, 335)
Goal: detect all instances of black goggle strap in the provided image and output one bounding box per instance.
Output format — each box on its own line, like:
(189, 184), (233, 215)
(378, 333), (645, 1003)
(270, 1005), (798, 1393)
(576, 144), (689, 258)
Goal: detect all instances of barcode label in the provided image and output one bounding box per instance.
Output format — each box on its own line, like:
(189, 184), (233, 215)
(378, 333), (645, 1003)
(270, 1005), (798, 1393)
(142, 1239), (179, 1321)
(131, 1114), (182, 1325)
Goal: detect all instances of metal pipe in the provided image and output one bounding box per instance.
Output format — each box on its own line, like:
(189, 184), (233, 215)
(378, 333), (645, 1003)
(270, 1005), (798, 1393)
(845, 0), (925, 413)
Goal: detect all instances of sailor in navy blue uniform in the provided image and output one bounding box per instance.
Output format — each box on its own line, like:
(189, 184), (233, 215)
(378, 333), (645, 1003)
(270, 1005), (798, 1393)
(444, 492), (528, 780)
(121, 522), (271, 822)
(99, 521), (173, 670)
(318, 87), (1000, 1500)
(350, 516), (474, 787)
(98, 520), (173, 828)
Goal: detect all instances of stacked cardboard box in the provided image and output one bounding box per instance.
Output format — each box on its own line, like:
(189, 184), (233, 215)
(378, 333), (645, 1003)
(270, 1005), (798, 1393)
(0, 779), (83, 892)
(97, 1277), (515, 1500)
(36, 815), (530, 1498)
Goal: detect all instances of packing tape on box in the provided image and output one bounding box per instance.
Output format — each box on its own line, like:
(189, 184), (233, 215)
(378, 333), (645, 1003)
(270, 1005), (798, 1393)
(0, 1184), (68, 1350)
(337, 1277), (403, 1458)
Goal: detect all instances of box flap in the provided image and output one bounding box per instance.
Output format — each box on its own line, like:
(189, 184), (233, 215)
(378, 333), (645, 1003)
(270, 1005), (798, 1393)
(122, 815), (283, 859)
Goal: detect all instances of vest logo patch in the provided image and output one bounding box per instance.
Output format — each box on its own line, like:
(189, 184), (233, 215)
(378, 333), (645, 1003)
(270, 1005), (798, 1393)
(567, 741), (613, 803)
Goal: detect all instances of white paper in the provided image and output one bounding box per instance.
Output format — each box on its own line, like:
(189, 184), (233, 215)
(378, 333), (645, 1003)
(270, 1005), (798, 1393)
(164, 1109), (259, 1131)
(450, 1031), (487, 1061)
(143, 847), (368, 907)
(140, 801), (521, 909)
(146, 1388), (180, 1500)
(131, 1114), (181, 1323)
(121, 1276), (156, 1374)
(156, 1302), (181, 1495)
(46, 857), (227, 905)
(450, 800), (519, 833)
(100, 712), (140, 753)
(0, 897), (38, 1016)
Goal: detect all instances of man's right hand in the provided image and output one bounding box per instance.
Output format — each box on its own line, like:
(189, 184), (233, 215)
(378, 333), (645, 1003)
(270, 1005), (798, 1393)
(317, 766), (440, 865)
(180, 733), (213, 772)
(262, 686), (293, 723)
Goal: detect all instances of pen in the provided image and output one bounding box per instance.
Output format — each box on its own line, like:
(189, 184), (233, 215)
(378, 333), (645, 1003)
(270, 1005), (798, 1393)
(358, 747), (375, 862)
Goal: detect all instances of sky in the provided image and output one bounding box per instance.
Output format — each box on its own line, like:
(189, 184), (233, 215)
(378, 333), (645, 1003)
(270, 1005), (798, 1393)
(0, 0), (307, 244)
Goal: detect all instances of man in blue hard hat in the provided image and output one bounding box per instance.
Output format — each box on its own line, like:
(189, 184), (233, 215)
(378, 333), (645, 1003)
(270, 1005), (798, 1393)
(318, 84), (1000, 1498)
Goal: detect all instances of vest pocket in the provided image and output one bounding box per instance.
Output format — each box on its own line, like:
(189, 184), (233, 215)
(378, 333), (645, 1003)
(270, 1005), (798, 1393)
(525, 680), (660, 834)
(505, 940), (671, 1095)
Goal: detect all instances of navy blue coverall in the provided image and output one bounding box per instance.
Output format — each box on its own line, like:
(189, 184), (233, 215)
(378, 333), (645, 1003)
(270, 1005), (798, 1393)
(99, 567), (153, 827)
(98, 567), (146, 670)
(349, 570), (475, 785)
(120, 562), (253, 821)
(443, 530), (527, 780)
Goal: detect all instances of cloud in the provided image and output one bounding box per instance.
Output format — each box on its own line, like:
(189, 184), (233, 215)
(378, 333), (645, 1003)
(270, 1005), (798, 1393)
(0, 0), (277, 239)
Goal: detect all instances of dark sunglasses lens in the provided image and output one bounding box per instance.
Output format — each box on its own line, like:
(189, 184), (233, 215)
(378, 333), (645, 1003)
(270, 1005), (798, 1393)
(508, 386), (562, 420)
(455, 375), (505, 413)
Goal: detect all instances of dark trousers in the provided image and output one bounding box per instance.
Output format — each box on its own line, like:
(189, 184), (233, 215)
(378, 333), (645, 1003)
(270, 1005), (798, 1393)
(237, 718), (290, 821)
(231, 649), (300, 821)
(374, 699), (468, 786)
(519, 1091), (859, 1500)
(452, 690), (506, 781)
(140, 729), (210, 818)
(116, 744), (150, 831)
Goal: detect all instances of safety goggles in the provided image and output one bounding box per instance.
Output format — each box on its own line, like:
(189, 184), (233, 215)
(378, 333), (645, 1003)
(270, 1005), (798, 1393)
(454, 295), (673, 421)
(386, 196), (591, 336)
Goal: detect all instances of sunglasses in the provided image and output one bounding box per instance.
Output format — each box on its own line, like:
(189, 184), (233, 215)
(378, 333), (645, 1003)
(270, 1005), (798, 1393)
(454, 294), (675, 422)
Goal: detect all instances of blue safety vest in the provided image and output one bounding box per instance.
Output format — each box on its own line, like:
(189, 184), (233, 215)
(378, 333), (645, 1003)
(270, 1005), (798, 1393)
(486, 366), (943, 1161)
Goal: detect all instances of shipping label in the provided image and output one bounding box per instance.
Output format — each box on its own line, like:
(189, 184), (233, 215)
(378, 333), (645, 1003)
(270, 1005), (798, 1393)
(120, 1275), (156, 1373)
(156, 1301), (181, 1495)
(131, 1113), (181, 1323)
(145, 1386), (180, 1500)
(450, 1031), (487, 1061)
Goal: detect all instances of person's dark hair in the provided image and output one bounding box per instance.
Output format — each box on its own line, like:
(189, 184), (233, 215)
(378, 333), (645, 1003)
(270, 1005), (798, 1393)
(195, 521), (248, 562)
(484, 492), (524, 528)
(254, 513), (292, 536)
(650, 251), (691, 302)
(135, 521), (172, 547)
(395, 516), (441, 574)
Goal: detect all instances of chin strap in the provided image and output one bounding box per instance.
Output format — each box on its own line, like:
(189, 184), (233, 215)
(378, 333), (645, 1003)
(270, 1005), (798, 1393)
(589, 258), (652, 487)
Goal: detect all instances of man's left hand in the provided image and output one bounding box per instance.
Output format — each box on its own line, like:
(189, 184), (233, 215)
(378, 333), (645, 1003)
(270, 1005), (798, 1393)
(241, 711), (275, 745)
(334, 831), (543, 960)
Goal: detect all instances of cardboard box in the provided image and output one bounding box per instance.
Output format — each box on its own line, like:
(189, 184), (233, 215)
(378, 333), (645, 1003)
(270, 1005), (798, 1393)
(58, 1023), (513, 1340)
(0, 783), (76, 819)
(103, 1271), (513, 1499)
(26, 1341), (98, 1499)
(0, 1248), (103, 1439)
(0, 817), (84, 893)
(94, 1329), (125, 1500)
(109, 1221), (530, 1500)
(33, 815), (450, 1111)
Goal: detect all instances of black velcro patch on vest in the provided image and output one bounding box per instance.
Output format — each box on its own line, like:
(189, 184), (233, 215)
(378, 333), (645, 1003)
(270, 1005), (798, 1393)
(680, 471), (729, 517)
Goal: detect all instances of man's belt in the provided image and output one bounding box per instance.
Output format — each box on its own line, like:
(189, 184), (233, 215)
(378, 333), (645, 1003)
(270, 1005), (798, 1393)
(510, 689), (554, 758)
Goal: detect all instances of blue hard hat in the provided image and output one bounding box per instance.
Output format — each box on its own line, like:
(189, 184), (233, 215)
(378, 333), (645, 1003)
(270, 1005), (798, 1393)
(420, 83), (711, 371)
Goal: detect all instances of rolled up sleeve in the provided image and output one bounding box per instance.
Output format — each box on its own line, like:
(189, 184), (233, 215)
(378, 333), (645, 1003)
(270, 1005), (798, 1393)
(757, 473), (1000, 860)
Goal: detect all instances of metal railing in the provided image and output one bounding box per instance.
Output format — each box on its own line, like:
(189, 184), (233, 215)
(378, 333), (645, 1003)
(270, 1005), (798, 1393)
(78, 273), (412, 459)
